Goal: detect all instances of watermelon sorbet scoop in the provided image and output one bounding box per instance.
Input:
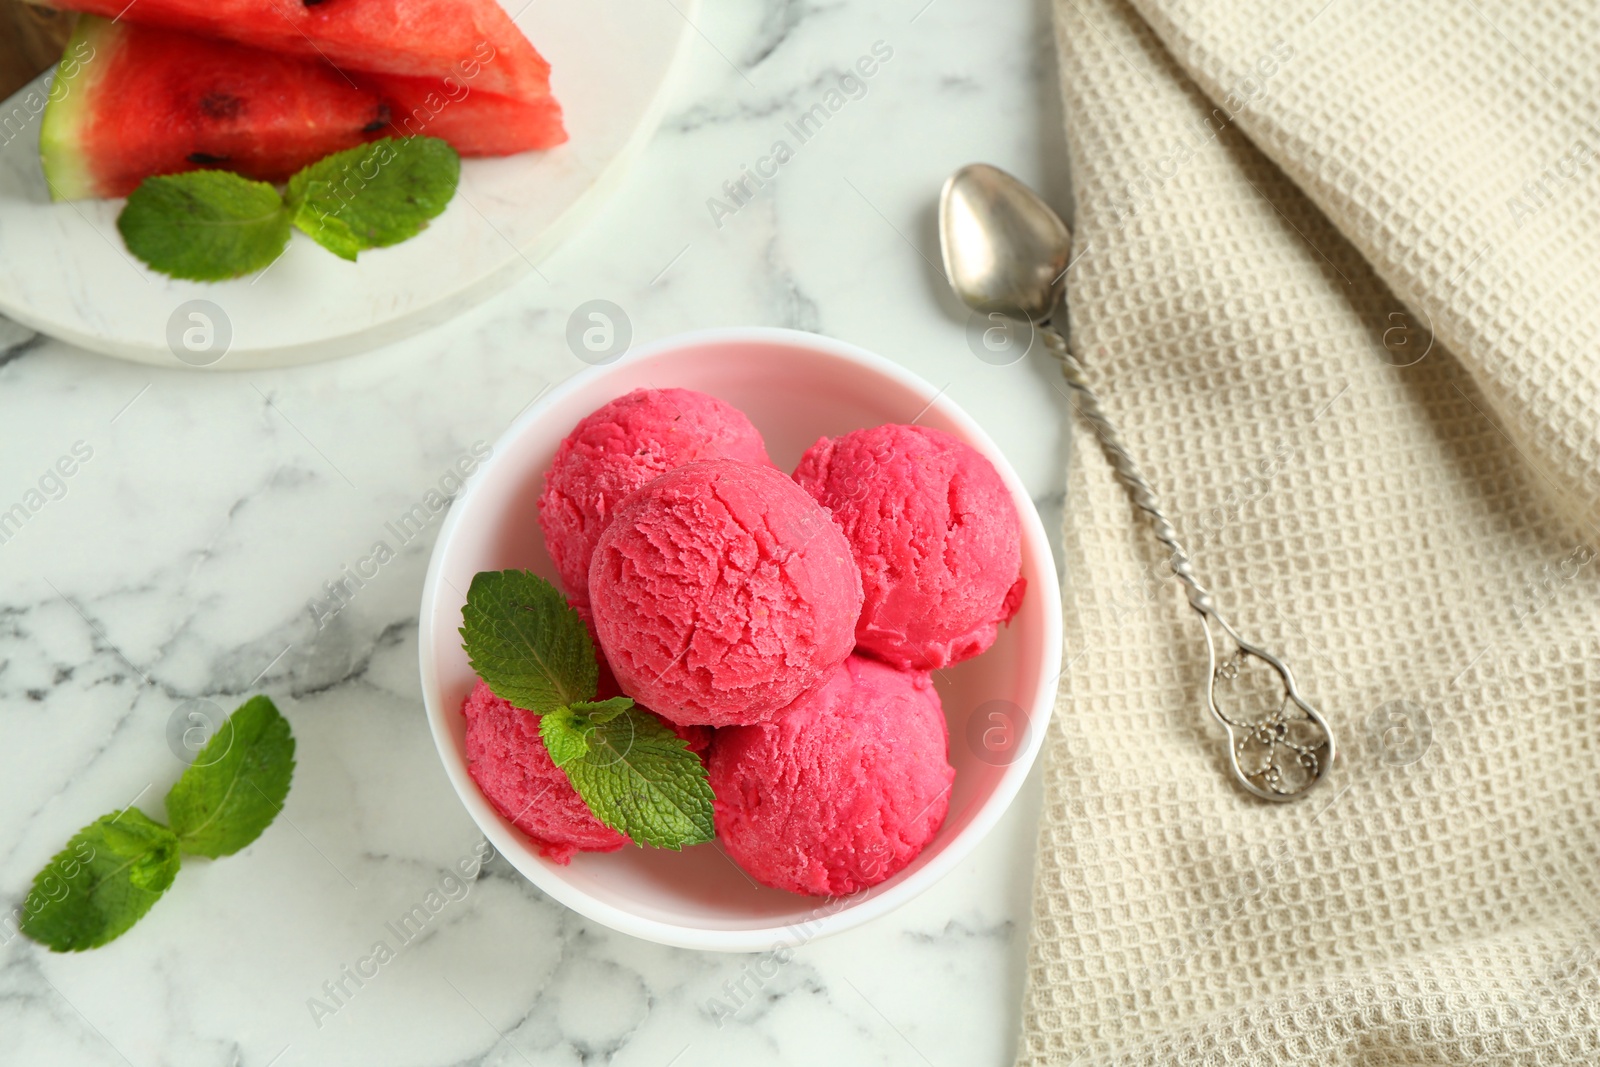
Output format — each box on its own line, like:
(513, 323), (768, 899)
(460, 680), (627, 864)
(588, 460), (863, 728)
(538, 388), (771, 605)
(709, 655), (955, 897)
(570, 598), (711, 754)
(793, 424), (1025, 671)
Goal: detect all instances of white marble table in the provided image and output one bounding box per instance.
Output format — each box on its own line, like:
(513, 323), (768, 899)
(0, 2), (1073, 1063)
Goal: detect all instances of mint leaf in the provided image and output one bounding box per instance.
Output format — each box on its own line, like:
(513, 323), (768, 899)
(539, 705), (592, 768)
(461, 570), (597, 713)
(540, 698), (634, 768)
(556, 705), (714, 850)
(287, 179), (365, 261)
(286, 137), (459, 261)
(571, 697), (635, 723)
(20, 810), (181, 952)
(165, 696), (296, 858)
(118, 171), (290, 281)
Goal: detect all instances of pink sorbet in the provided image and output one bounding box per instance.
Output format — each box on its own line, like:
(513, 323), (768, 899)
(538, 388), (771, 605)
(709, 655), (954, 896)
(461, 680), (626, 863)
(588, 460), (863, 728)
(571, 598), (711, 755)
(793, 423), (1025, 671)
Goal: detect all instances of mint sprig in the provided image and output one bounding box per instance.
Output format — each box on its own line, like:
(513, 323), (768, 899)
(19, 696), (295, 952)
(116, 137), (460, 280)
(461, 571), (714, 851)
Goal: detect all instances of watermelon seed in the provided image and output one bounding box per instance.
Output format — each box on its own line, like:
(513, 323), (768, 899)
(362, 105), (392, 135)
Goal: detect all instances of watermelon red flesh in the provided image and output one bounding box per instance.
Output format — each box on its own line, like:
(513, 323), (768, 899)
(25, 0), (555, 104)
(357, 72), (566, 155)
(42, 17), (391, 200)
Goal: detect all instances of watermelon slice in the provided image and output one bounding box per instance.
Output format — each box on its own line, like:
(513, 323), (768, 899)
(41, 16), (568, 200)
(356, 72), (565, 157)
(41, 17), (391, 200)
(24, 0), (557, 105)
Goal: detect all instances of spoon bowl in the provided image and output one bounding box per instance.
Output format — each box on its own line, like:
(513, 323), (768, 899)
(938, 163), (1072, 322)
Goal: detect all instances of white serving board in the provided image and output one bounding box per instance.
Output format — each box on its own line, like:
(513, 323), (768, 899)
(0, 0), (696, 368)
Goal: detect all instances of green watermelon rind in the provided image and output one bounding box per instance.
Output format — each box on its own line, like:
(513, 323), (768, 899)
(40, 17), (118, 202)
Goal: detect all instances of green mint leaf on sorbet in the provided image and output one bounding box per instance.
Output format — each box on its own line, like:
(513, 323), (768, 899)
(571, 697), (636, 724)
(540, 697), (636, 768)
(549, 702), (714, 850)
(463, 569), (712, 848)
(20, 810), (181, 952)
(461, 570), (597, 713)
(166, 696), (296, 858)
(539, 705), (593, 768)
(286, 137), (459, 261)
(117, 170), (291, 281)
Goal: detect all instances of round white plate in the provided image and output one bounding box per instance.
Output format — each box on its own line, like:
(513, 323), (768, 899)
(0, 0), (696, 369)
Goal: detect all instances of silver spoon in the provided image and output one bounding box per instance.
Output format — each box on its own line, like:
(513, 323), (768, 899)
(938, 163), (1335, 802)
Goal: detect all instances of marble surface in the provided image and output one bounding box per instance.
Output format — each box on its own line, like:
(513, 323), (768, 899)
(0, 1), (1074, 1064)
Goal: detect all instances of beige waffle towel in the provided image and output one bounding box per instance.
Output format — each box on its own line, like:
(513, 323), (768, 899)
(1021, 0), (1600, 1063)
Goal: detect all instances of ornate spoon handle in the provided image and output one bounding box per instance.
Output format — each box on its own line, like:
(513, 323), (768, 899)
(1040, 324), (1336, 801)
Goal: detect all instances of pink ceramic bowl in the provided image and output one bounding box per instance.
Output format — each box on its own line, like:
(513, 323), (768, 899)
(418, 327), (1061, 951)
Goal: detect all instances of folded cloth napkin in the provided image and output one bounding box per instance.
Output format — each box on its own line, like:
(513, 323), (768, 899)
(1020, 1), (1600, 1063)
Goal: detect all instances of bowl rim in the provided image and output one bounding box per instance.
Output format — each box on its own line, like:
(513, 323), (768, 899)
(417, 325), (1062, 951)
